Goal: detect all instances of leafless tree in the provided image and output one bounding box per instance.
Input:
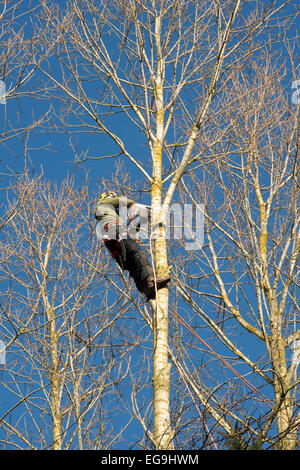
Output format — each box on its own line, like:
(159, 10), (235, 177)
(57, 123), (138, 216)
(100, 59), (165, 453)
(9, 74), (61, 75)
(25, 0), (299, 449)
(0, 0), (54, 149)
(0, 175), (140, 449)
(0, 0), (56, 240)
(176, 51), (299, 449)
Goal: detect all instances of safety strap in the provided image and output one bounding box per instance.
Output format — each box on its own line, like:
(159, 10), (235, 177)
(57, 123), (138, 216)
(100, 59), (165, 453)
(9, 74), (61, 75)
(104, 221), (120, 231)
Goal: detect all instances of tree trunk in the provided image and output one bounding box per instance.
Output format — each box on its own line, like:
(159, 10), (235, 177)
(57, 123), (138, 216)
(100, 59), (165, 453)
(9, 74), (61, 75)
(151, 13), (173, 448)
(49, 306), (62, 450)
(271, 333), (297, 450)
(151, 134), (173, 450)
(152, 288), (173, 450)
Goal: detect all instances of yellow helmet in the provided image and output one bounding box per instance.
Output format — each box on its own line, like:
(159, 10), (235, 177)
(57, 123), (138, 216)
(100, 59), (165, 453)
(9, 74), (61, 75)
(99, 191), (117, 201)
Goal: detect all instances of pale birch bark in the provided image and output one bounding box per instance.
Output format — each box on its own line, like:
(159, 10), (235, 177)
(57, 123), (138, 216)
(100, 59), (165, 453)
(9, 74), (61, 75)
(40, 230), (62, 449)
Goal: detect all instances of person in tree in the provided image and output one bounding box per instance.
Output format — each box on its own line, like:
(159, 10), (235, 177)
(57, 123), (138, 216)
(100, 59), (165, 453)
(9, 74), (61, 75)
(95, 191), (170, 301)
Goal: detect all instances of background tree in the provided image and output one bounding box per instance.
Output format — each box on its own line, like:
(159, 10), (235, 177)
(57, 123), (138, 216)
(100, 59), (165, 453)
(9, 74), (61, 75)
(0, 0), (55, 243)
(177, 52), (299, 449)
(0, 175), (140, 449)
(0, 0), (54, 161)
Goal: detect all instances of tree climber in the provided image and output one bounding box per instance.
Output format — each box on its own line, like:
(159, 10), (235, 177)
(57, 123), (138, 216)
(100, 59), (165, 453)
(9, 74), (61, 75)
(95, 191), (170, 301)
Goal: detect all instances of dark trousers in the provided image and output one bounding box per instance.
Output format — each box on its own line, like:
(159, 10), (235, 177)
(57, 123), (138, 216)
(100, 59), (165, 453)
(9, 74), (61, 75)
(104, 238), (153, 293)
